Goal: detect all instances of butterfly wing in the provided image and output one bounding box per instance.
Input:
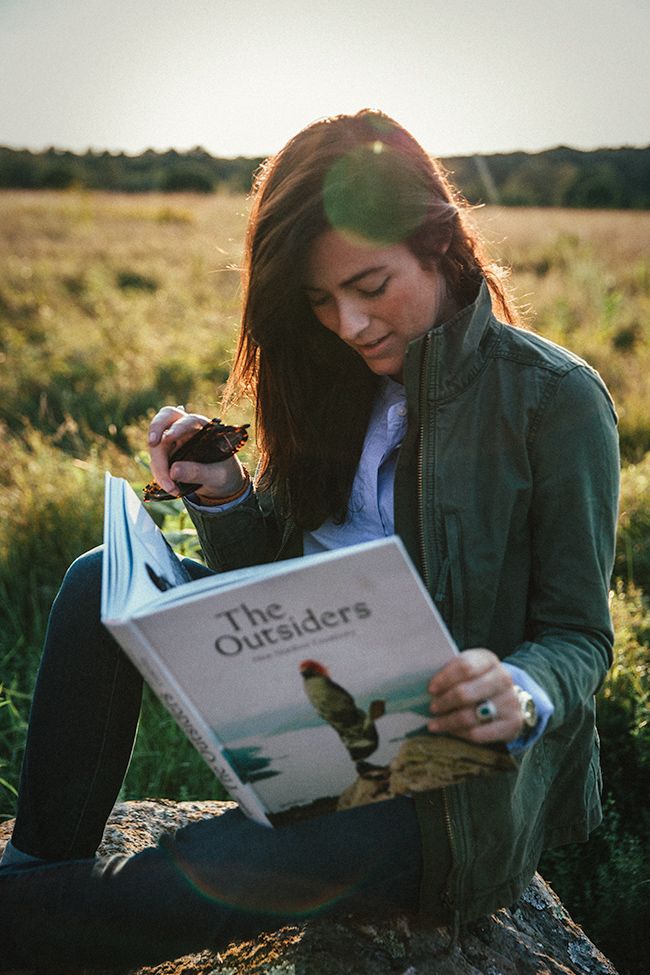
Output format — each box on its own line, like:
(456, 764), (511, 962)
(143, 418), (249, 501)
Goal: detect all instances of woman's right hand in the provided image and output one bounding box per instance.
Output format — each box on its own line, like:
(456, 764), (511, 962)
(148, 406), (248, 503)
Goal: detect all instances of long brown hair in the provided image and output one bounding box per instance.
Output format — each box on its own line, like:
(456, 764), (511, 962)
(226, 110), (518, 529)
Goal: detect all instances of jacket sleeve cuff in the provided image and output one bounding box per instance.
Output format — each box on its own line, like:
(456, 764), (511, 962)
(183, 483), (253, 514)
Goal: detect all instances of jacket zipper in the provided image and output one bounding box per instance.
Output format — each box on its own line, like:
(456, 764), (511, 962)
(417, 331), (461, 942)
(416, 332), (433, 589)
(441, 790), (461, 946)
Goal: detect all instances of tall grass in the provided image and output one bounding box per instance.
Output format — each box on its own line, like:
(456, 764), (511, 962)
(1, 192), (246, 449)
(474, 207), (650, 461)
(540, 580), (650, 973)
(0, 193), (649, 973)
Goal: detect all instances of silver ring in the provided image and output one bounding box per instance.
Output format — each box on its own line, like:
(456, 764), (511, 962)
(174, 404), (186, 411)
(475, 699), (498, 724)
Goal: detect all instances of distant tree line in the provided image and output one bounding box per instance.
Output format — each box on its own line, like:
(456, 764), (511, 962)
(443, 145), (650, 209)
(0, 143), (648, 208)
(0, 146), (263, 195)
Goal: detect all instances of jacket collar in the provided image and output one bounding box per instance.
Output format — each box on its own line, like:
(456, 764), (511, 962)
(402, 278), (501, 402)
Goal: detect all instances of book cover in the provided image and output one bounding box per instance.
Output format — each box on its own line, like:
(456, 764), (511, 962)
(101, 474), (514, 827)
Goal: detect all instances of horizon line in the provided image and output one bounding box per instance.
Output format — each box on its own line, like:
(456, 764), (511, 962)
(2, 140), (649, 161)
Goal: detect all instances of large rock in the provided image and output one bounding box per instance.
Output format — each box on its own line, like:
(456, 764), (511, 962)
(0, 800), (619, 975)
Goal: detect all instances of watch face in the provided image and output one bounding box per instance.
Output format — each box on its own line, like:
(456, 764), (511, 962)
(516, 687), (537, 729)
(522, 697), (537, 728)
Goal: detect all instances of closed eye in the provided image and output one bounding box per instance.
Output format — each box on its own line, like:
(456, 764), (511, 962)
(306, 275), (390, 308)
(359, 277), (389, 298)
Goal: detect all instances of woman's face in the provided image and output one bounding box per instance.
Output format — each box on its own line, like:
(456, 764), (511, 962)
(305, 229), (455, 382)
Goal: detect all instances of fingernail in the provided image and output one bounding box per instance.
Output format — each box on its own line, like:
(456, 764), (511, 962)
(148, 432), (157, 445)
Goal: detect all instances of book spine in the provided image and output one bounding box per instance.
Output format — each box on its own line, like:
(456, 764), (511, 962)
(106, 618), (272, 827)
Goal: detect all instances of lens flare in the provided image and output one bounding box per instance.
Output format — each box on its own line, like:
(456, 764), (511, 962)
(323, 143), (428, 246)
(168, 854), (368, 918)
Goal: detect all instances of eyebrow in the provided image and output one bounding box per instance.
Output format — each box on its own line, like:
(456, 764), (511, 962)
(305, 265), (388, 292)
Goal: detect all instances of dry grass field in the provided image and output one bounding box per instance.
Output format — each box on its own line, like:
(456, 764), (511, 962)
(0, 192), (649, 973)
(2, 193), (648, 459)
(478, 206), (650, 460)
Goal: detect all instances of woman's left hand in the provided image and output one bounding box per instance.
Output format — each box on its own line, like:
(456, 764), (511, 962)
(427, 649), (523, 744)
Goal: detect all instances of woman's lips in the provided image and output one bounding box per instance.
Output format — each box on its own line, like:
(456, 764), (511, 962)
(356, 334), (391, 357)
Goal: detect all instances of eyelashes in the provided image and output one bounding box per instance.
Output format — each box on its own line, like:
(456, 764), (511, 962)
(307, 276), (390, 307)
(360, 278), (389, 298)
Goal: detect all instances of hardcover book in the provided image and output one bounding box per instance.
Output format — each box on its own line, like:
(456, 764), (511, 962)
(101, 474), (513, 827)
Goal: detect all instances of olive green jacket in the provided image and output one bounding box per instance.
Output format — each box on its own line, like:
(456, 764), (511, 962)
(187, 281), (620, 922)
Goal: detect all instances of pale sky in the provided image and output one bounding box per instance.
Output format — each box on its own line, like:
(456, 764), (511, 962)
(1, 0), (648, 158)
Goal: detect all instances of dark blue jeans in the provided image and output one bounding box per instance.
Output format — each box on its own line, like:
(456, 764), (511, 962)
(1, 549), (449, 970)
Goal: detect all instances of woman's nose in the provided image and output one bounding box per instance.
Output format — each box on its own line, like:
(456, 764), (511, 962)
(336, 299), (369, 342)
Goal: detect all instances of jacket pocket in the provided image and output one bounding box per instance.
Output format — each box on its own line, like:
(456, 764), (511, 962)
(442, 511), (468, 648)
(585, 728), (603, 808)
(537, 705), (601, 842)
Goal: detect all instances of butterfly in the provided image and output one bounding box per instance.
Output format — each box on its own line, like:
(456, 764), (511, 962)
(143, 418), (250, 502)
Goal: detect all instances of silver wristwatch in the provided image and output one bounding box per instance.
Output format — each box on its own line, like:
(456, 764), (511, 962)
(513, 684), (537, 733)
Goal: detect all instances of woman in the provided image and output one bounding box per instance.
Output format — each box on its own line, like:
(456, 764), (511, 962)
(0, 110), (619, 970)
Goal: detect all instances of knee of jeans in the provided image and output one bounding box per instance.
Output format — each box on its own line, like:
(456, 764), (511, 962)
(55, 547), (104, 618)
(167, 800), (420, 878)
(62, 547), (103, 592)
